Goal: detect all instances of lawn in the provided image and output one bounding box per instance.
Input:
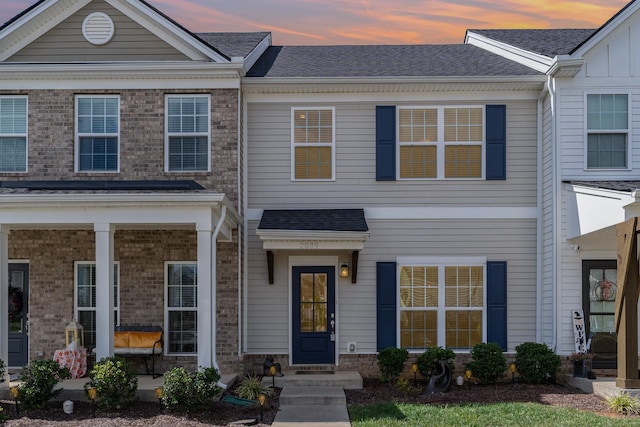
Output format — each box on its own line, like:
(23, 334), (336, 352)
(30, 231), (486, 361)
(349, 401), (640, 427)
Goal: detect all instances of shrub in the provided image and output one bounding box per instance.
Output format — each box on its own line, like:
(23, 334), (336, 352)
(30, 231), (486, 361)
(514, 342), (561, 384)
(162, 366), (222, 412)
(234, 374), (275, 401)
(377, 347), (409, 382)
(18, 359), (71, 409)
(606, 392), (640, 415)
(395, 377), (421, 396)
(465, 342), (507, 384)
(416, 346), (455, 377)
(84, 356), (138, 409)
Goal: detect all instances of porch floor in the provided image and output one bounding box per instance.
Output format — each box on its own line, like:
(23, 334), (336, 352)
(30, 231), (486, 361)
(0, 373), (238, 402)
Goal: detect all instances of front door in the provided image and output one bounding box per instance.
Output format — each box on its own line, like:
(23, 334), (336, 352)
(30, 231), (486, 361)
(292, 266), (335, 365)
(8, 263), (29, 367)
(582, 260), (617, 369)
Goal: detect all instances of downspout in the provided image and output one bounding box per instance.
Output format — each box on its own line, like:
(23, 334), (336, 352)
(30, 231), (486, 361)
(241, 94), (250, 356)
(549, 72), (559, 352)
(536, 81), (549, 343)
(237, 87), (244, 359)
(212, 205), (227, 388)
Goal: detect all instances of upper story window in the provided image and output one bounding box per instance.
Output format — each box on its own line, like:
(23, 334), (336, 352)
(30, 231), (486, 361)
(586, 94), (629, 169)
(398, 107), (483, 179)
(166, 95), (210, 172)
(76, 96), (119, 172)
(291, 108), (335, 180)
(0, 96), (27, 173)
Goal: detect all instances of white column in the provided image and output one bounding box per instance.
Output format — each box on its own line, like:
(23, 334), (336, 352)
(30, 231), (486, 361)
(0, 226), (8, 377)
(94, 223), (115, 361)
(196, 228), (213, 368)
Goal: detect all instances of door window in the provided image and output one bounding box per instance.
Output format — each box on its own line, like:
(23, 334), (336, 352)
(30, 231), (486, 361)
(583, 260), (617, 368)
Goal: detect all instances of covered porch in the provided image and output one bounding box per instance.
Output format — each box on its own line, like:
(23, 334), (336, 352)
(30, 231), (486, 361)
(0, 181), (240, 377)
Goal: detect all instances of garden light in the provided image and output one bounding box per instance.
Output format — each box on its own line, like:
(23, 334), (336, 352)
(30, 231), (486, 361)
(10, 386), (19, 415)
(87, 386), (97, 418)
(155, 387), (164, 413)
(269, 365), (277, 387)
(258, 393), (267, 422)
(509, 363), (517, 383)
(411, 363), (418, 386)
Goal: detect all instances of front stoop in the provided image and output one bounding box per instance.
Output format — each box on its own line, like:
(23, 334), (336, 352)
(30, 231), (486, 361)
(565, 374), (640, 399)
(262, 370), (363, 390)
(272, 387), (350, 427)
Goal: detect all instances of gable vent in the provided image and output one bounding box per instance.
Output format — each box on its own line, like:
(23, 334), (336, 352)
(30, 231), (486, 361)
(82, 12), (115, 46)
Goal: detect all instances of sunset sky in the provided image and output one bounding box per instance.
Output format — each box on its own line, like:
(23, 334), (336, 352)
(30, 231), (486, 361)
(0, 0), (632, 45)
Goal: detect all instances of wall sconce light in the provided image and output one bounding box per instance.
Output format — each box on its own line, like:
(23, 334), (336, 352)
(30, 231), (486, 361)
(340, 263), (350, 278)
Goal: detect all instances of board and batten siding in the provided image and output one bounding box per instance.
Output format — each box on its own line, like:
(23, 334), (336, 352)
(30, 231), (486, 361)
(8, 0), (189, 62)
(247, 100), (538, 209)
(246, 217), (537, 354)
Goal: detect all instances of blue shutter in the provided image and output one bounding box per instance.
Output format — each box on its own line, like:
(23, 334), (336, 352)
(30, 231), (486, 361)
(376, 262), (397, 350)
(486, 261), (507, 350)
(486, 105), (506, 180)
(376, 106), (396, 181)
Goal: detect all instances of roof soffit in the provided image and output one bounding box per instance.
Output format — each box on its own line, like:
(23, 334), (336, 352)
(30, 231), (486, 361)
(0, 0), (230, 63)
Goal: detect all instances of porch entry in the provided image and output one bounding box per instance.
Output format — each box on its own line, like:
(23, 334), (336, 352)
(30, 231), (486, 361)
(292, 266), (335, 365)
(582, 260), (617, 369)
(8, 263), (29, 367)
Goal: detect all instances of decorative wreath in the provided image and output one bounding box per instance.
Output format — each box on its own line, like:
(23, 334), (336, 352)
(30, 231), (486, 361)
(8, 286), (23, 322)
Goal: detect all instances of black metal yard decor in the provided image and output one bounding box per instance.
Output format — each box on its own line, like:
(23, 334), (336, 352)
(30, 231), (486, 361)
(422, 360), (453, 394)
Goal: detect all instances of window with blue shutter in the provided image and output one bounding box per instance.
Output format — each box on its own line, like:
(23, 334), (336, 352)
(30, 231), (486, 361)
(485, 105), (506, 180)
(486, 261), (507, 350)
(376, 106), (396, 181)
(376, 262), (397, 350)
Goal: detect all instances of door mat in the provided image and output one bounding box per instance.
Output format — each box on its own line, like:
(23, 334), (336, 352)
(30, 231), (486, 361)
(294, 370), (335, 375)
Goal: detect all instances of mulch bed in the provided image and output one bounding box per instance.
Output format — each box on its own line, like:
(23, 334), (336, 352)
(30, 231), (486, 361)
(0, 378), (636, 425)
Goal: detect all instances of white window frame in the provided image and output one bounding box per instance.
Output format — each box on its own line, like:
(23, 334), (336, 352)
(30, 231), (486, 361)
(290, 106), (336, 181)
(397, 106), (485, 180)
(164, 261), (198, 356)
(165, 95), (211, 173)
(584, 92), (631, 171)
(0, 95), (28, 173)
(396, 256), (486, 352)
(73, 261), (120, 348)
(75, 95), (120, 173)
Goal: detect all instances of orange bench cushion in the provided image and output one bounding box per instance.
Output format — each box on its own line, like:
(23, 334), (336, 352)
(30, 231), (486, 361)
(114, 331), (130, 348)
(128, 331), (162, 348)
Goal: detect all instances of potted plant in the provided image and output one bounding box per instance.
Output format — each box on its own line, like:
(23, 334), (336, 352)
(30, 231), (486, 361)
(570, 352), (594, 378)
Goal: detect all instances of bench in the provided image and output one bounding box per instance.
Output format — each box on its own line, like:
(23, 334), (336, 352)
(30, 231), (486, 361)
(113, 325), (163, 378)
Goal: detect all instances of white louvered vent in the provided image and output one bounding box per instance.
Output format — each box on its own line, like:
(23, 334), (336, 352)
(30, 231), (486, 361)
(82, 12), (115, 46)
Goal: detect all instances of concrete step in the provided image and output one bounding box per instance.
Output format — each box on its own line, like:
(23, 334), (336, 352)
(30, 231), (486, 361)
(262, 370), (362, 390)
(272, 404), (350, 426)
(279, 386), (346, 406)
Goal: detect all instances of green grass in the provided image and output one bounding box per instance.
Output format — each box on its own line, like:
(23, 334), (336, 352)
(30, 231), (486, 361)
(349, 401), (640, 427)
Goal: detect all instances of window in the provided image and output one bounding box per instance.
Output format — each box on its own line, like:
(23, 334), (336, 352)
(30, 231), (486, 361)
(292, 108), (335, 180)
(0, 96), (27, 172)
(586, 94), (629, 169)
(76, 96), (119, 172)
(398, 258), (485, 350)
(398, 107), (483, 179)
(165, 263), (197, 354)
(166, 96), (210, 172)
(74, 262), (120, 348)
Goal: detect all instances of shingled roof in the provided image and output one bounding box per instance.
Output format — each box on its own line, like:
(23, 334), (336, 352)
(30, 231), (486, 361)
(468, 29), (597, 58)
(258, 209), (368, 232)
(196, 32), (269, 59)
(246, 44), (543, 78)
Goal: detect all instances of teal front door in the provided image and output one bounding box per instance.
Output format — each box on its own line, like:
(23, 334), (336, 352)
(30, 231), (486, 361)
(292, 266), (335, 365)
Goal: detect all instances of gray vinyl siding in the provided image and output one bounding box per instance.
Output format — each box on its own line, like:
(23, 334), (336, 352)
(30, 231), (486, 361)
(540, 96), (555, 345)
(247, 100), (537, 209)
(7, 0), (189, 62)
(246, 217), (537, 354)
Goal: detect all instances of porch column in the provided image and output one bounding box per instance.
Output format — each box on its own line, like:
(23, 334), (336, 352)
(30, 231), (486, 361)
(94, 223), (115, 361)
(0, 225), (8, 378)
(196, 227), (213, 368)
